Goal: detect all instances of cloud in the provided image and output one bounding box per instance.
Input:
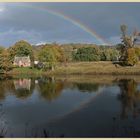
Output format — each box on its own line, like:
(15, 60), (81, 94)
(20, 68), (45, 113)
(0, 3), (140, 46)
(0, 29), (42, 46)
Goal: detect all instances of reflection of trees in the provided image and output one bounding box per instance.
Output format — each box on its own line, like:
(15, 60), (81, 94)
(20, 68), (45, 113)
(0, 81), (6, 100)
(14, 88), (32, 99)
(74, 83), (99, 93)
(118, 79), (140, 119)
(0, 78), (15, 101)
(38, 77), (64, 101)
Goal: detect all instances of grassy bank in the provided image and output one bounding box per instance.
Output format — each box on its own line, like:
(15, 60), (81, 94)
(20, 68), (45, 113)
(51, 61), (140, 75)
(7, 61), (140, 76)
(7, 67), (44, 76)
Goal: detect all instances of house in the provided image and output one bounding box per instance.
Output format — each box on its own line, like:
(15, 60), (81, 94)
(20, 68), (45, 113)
(13, 56), (31, 67)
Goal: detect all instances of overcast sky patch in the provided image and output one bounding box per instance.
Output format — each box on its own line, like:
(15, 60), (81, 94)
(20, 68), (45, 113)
(0, 2), (139, 47)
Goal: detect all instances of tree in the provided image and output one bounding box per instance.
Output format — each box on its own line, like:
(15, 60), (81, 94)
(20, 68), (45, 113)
(72, 47), (101, 61)
(134, 47), (140, 60)
(0, 47), (4, 54)
(125, 48), (138, 66)
(0, 49), (12, 73)
(120, 25), (140, 66)
(120, 25), (127, 38)
(60, 44), (74, 62)
(8, 40), (34, 63)
(51, 44), (66, 62)
(100, 48), (120, 61)
(38, 47), (57, 71)
(38, 44), (66, 70)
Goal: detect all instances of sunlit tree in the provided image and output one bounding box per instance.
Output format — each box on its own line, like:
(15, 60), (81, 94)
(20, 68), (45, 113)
(38, 44), (65, 71)
(8, 40), (34, 63)
(0, 49), (12, 73)
(120, 25), (140, 66)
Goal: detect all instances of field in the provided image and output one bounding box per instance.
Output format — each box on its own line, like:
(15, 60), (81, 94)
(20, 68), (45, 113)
(7, 61), (140, 76)
(52, 61), (140, 75)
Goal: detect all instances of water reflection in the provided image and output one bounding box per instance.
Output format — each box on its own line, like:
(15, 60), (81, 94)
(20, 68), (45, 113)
(37, 77), (64, 101)
(75, 83), (99, 92)
(0, 104), (7, 137)
(0, 76), (140, 137)
(118, 79), (140, 119)
(0, 81), (6, 100)
(14, 78), (35, 99)
(0, 79), (14, 100)
(14, 79), (31, 90)
(0, 78), (35, 100)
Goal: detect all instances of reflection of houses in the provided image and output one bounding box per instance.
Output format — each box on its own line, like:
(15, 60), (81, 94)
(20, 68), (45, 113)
(14, 79), (31, 90)
(13, 56), (31, 67)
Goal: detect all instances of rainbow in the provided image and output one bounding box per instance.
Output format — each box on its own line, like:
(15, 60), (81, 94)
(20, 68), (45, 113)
(18, 4), (112, 45)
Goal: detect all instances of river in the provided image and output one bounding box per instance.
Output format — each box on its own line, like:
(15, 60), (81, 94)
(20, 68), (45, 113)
(0, 75), (140, 137)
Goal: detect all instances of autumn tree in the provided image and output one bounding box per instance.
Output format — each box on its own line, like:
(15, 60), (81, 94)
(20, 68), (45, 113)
(125, 48), (139, 66)
(0, 47), (4, 54)
(50, 44), (66, 62)
(8, 40), (34, 63)
(0, 49), (12, 73)
(38, 47), (57, 71)
(38, 44), (66, 71)
(120, 25), (140, 66)
(135, 47), (140, 60)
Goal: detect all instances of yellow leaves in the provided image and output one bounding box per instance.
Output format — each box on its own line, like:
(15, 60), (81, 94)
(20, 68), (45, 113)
(0, 49), (12, 72)
(125, 48), (139, 66)
(39, 44), (65, 63)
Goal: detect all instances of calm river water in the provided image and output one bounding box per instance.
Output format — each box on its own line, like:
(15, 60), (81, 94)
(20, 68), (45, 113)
(0, 75), (140, 137)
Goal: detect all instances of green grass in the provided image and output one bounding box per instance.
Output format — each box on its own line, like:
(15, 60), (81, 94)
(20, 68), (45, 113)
(8, 67), (44, 76)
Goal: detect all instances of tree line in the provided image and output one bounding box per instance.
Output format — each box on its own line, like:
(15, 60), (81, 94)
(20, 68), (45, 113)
(0, 24), (140, 73)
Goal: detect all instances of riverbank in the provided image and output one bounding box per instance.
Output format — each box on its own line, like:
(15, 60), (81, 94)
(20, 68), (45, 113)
(7, 67), (44, 76)
(52, 61), (140, 75)
(7, 61), (140, 76)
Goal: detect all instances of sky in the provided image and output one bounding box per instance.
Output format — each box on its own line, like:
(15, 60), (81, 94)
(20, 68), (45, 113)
(0, 2), (140, 47)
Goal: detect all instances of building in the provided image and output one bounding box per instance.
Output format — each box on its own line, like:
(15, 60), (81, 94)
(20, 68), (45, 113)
(13, 56), (31, 67)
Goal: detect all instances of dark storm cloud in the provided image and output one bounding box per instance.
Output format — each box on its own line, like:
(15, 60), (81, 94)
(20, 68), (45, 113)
(37, 3), (140, 34)
(0, 2), (140, 46)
